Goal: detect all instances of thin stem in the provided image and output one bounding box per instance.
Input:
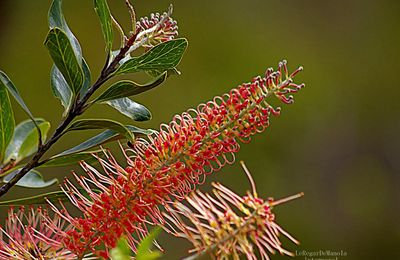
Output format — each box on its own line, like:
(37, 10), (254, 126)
(0, 33), (139, 198)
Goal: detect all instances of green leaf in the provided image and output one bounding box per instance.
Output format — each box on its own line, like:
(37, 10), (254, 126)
(45, 28), (84, 94)
(48, 1), (91, 99)
(94, 0), (113, 51)
(0, 71), (39, 131)
(146, 67), (181, 78)
(51, 61), (90, 114)
(0, 190), (67, 206)
(135, 227), (162, 260)
(125, 125), (155, 135)
(48, 0), (82, 60)
(39, 151), (99, 167)
(51, 66), (73, 116)
(57, 130), (118, 156)
(66, 119), (134, 141)
(116, 38), (188, 75)
(105, 98), (151, 122)
(80, 58), (92, 98)
(3, 169), (58, 188)
(110, 237), (131, 260)
(0, 188), (100, 206)
(5, 119), (50, 164)
(94, 72), (167, 103)
(57, 126), (154, 157)
(0, 83), (14, 163)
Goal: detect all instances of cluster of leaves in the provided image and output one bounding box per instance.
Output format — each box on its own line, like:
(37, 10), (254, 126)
(0, 0), (187, 202)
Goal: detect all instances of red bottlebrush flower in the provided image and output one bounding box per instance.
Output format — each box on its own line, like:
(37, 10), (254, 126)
(51, 61), (304, 257)
(135, 5), (178, 48)
(0, 206), (78, 260)
(163, 161), (304, 260)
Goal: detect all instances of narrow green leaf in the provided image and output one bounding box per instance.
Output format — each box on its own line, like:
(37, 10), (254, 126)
(135, 227), (162, 260)
(0, 190), (67, 206)
(125, 125), (155, 135)
(94, 72), (167, 103)
(0, 71), (39, 130)
(0, 84), (14, 163)
(57, 126), (154, 157)
(146, 67), (181, 78)
(19, 123), (50, 160)
(48, 0), (92, 99)
(48, 0), (82, 60)
(0, 188), (100, 206)
(80, 58), (92, 98)
(3, 169), (58, 188)
(110, 237), (131, 260)
(94, 0), (113, 51)
(116, 38), (188, 75)
(39, 151), (99, 167)
(57, 130), (118, 156)
(66, 119), (134, 141)
(105, 98), (151, 122)
(45, 28), (84, 94)
(51, 66), (73, 115)
(5, 119), (50, 164)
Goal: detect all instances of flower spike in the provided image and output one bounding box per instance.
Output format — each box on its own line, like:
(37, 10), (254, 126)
(163, 163), (304, 260)
(53, 61), (304, 257)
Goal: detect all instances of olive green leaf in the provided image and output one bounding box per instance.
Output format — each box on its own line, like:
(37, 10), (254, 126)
(116, 38), (188, 75)
(3, 169), (58, 189)
(39, 151), (99, 167)
(80, 59), (92, 98)
(94, 72), (167, 103)
(94, 0), (114, 51)
(66, 119), (134, 141)
(146, 67), (181, 78)
(0, 71), (41, 136)
(0, 83), (14, 163)
(104, 98), (151, 122)
(56, 126), (154, 157)
(5, 119), (50, 164)
(0, 190), (67, 206)
(45, 28), (84, 94)
(0, 188), (100, 206)
(51, 66), (73, 115)
(48, 0), (82, 60)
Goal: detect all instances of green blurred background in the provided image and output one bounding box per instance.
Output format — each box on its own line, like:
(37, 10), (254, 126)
(0, 1), (399, 259)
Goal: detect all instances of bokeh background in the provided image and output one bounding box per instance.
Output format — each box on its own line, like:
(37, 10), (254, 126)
(1, 1), (399, 259)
